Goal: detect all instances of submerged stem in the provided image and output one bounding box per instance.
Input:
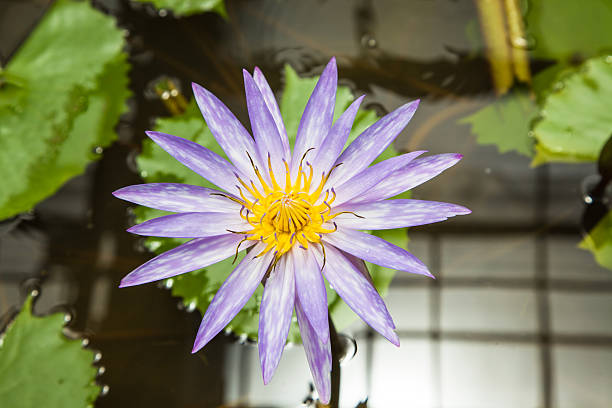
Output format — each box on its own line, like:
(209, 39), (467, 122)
(328, 315), (341, 408)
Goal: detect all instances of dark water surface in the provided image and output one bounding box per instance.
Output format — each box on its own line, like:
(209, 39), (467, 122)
(1, 0), (611, 407)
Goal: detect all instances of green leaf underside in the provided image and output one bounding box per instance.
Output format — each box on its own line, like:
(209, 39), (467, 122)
(461, 90), (538, 156)
(533, 56), (612, 165)
(0, 296), (100, 407)
(133, 0), (227, 17)
(136, 64), (410, 342)
(0, 0), (129, 220)
(526, 0), (612, 62)
(579, 211), (612, 271)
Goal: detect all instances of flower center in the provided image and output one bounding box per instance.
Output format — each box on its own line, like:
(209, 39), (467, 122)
(228, 153), (339, 259)
(268, 192), (311, 232)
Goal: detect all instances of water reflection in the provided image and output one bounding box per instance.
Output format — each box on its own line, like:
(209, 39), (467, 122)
(1, 0), (611, 407)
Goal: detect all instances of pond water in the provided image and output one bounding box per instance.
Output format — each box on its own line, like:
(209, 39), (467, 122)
(1, 0), (611, 407)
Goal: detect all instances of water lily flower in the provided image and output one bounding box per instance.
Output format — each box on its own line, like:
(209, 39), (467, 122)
(113, 57), (470, 403)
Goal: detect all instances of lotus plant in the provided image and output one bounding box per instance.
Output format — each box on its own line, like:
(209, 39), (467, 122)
(113, 57), (470, 403)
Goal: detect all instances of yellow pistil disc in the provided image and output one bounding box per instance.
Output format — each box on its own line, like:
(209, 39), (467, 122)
(233, 154), (338, 259)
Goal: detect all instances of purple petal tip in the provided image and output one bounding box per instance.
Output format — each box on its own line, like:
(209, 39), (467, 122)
(262, 373), (272, 385)
(118, 278), (134, 288)
(409, 99), (420, 111)
(144, 130), (162, 142)
(192, 337), (207, 354)
(325, 57), (338, 74)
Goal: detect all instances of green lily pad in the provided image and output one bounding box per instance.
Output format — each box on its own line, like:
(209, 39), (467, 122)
(0, 296), (100, 407)
(133, 0), (227, 18)
(0, 0), (129, 220)
(533, 56), (612, 165)
(579, 210), (612, 271)
(461, 90), (538, 156)
(526, 0), (612, 62)
(135, 64), (408, 342)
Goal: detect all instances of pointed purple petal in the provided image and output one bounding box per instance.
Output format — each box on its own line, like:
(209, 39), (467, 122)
(253, 66), (291, 158)
(354, 153), (463, 203)
(341, 250), (375, 287)
(322, 227), (433, 278)
(339, 251), (395, 329)
(331, 151), (425, 205)
(193, 245), (273, 352)
(258, 256), (295, 384)
(319, 244), (399, 345)
(243, 70), (288, 185)
(325, 99), (420, 187)
(334, 199), (471, 230)
(290, 246), (329, 343)
(112, 183), (242, 213)
(145, 131), (241, 194)
(127, 212), (248, 238)
(192, 82), (265, 178)
(119, 234), (254, 287)
(311, 95), (364, 178)
(291, 58), (338, 173)
(296, 297), (331, 404)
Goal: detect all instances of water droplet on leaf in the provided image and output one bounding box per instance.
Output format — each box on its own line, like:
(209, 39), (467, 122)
(360, 34), (377, 49)
(338, 334), (358, 364)
(553, 82), (565, 91)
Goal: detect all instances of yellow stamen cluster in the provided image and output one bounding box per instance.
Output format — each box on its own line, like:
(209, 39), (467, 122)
(230, 153), (339, 259)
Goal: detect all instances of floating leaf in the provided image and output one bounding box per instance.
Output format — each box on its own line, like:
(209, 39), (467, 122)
(460, 90), (538, 156)
(579, 211), (612, 271)
(135, 65), (407, 341)
(526, 0), (612, 62)
(533, 56), (612, 165)
(0, 296), (100, 407)
(0, 0), (129, 220)
(133, 0), (227, 17)
(531, 63), (572, 103)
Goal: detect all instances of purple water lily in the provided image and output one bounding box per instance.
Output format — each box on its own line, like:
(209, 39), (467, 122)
(114, 57), (470, 403)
